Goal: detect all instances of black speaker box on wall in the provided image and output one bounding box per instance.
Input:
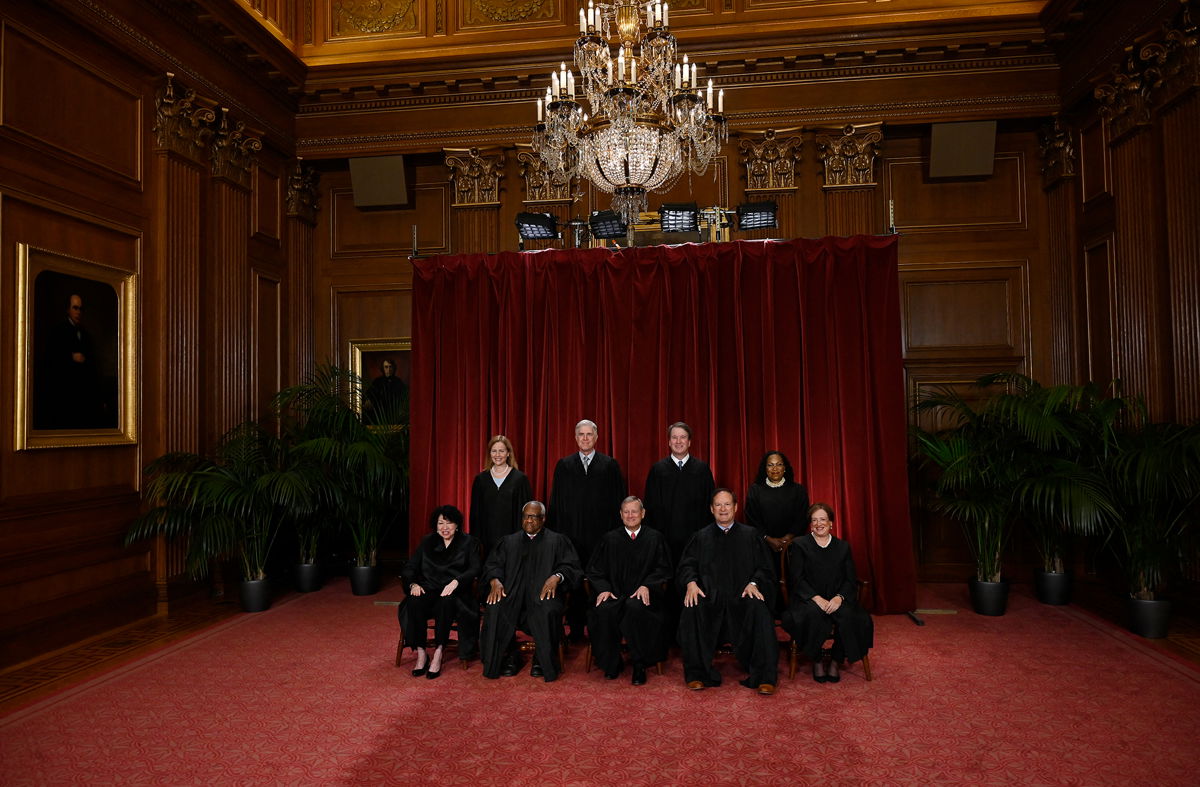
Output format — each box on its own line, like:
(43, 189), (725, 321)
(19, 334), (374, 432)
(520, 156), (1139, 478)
(349, 156), (409, 207)
(929, 121), (997, 178)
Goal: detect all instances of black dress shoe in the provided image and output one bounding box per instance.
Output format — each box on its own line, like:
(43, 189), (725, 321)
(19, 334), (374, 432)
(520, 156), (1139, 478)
(604, 664), (623, 680)
(426, 668), (441, 680)
(826, 660), (841, 683)
(500, 656), (522, 677)
(812, 660), (828, 683)
(531, 661), (544, 678)
(631, 665), (647, 686)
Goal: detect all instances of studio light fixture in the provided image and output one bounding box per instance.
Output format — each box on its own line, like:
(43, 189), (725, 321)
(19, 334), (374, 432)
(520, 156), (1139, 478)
(588, 209), (628, 240)
(531, 1), (727, 226)
(736, 200), (778, 230)
(660, 202), (699, 233)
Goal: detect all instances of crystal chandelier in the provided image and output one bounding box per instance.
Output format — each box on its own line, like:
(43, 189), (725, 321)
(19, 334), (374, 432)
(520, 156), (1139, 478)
(532, 1), (727, 225)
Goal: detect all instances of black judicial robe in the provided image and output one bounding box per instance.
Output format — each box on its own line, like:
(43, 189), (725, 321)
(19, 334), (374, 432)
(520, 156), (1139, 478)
(745, 481), (810, 539)
(470, 468), (534, 553)
(781, 534), (873, 663)
(643, 456), (716, 560)
(585, 526), (674, 672)
(479, 528), (582, 681)
(548, 451), (626, 560)
(676, 521), (779, 686)
(397, 532), (481, 650)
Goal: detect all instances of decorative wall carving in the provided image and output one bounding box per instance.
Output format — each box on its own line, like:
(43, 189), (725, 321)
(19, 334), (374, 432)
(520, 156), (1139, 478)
(815, 123), (883, 188)
(463, 0), (554, 26)
(445, 147), (504, 206)
(153, 73), (217, 160)
(210, 109), (263, 188)
(737, 129), (802, 192)
(1037, 118), (1077, 188)
(516, 149), (572, 203)
(1094, 0), (1196, 140)
(286, 160), (322, 224)
(333, 0), (419, 36)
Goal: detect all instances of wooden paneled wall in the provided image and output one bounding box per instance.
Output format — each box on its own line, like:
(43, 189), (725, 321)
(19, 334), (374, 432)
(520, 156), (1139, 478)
(0, 0), (303, 667)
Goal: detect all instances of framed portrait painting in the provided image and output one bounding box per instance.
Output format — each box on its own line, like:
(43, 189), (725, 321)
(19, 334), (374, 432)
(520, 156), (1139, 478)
(15, 244), (138, 449)
(349, 337), (410, 426)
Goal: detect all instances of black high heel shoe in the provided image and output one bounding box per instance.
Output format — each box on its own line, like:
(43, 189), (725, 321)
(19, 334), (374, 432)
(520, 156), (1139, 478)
(426, 647), (444, 679)
(411, 649), (428, 677)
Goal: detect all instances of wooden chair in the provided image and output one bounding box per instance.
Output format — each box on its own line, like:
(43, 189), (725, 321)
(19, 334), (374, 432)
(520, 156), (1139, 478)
(395, 608), (476, 670)
(787, 579), (873, 681)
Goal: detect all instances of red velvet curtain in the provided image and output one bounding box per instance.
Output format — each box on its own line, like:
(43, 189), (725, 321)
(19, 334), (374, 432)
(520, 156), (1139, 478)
(411, 237), (915, 613)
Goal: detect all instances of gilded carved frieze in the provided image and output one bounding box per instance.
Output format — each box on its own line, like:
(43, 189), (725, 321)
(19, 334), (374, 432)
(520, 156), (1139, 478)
(445, 147), (504, 206)
(815, 123), (883, 188)
(210, 109), (263, 188)
(1037, 118), (1077, 189)
(737, 129), (803, 192)
(463, 0), (554, 27)
(333, 0), (419, 36)
(286, 160), (322, 224)
(1094, 0), (1196, 140)
(153, 73), (217, 161)
(516, 149), (572, 203)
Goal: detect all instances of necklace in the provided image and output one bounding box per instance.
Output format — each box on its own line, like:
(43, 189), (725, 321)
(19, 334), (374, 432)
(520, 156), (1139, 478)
(491, 465), (511, 478)
(765, 477), (785, 488)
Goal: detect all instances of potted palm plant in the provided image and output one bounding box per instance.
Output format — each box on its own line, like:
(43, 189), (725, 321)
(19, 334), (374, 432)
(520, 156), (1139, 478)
(127, 421), (314, 612)
(274, 365), (407, 596)
(1100, 412), (1200, 637)
(912, 379), (1024, 615)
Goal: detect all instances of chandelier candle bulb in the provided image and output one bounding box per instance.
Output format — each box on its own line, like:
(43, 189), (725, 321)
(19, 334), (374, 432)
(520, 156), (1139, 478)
(631, 59), (637, 84)
(568, 72), (576, 98)
(691, 63), (698, 89)
(707, 80), (713, 107)
(718, 88), (724, 113)
(551, 71), (559, 96)
(537, 98), (543, 121)
(580, 8), (586, 34)
(663, 4), (668, 27)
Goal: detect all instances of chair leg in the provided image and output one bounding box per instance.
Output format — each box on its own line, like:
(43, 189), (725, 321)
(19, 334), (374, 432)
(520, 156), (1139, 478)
(655, 661), (663, 676)
(585, 643), (593, 673)
(788, 640), (798, 680)
(861, 653), (873, 681)
(395, 630), (404, 667)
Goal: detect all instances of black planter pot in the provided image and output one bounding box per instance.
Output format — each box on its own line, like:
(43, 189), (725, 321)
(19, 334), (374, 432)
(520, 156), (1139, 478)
(968, 578), (1010, 616)
(240, 578), (271, 612)
(294, 562), (323, 593)
(348, 565), (381, 596)
(1034, 570), (1072, 605)
(1127, 597), (1171, 639)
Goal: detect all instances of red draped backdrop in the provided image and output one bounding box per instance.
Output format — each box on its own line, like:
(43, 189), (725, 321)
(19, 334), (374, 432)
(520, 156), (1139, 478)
(411, 236), (916, 613)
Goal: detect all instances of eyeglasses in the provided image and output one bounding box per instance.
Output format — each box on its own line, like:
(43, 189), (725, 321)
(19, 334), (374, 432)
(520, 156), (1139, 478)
(766, 462), (785, 468)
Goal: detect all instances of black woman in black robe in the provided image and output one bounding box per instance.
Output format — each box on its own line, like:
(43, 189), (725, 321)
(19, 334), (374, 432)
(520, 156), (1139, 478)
(469, 435), (534, 553)
(781, 503), (873, 683)
(585, 497), (674, 684)
(745, 450), (810, 554)
(479, 501), (583, 682)
(676, 489), (779, 694)
(398, 505), (482, 678)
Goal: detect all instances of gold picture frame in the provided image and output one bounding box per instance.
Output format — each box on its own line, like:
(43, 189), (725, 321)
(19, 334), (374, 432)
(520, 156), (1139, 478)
(349, 337), (411, 418)
(15, 244), (138, 449)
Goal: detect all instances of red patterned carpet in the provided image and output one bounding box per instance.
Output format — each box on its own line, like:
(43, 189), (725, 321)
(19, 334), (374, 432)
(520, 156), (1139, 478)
(2, 581), (1199, 786)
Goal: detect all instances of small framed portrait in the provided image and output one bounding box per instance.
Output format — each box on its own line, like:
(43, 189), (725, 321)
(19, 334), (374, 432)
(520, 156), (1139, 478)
(349, 337), (410, 426)
(15, 244), (138, 449)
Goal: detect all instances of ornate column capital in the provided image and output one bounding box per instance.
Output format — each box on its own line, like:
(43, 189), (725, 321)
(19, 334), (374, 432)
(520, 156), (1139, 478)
(815, 123), (883, 189)
(210, 108), (263, 188)
(153, 73), (216, 161)
(286, 159), (321, 224)
(1140, 0), (1198, 109)
(516, 148), (572, 203)
(1037, 118), (1078, 189)
(445, 147), (504, 206)
(736, 129), (803, 192)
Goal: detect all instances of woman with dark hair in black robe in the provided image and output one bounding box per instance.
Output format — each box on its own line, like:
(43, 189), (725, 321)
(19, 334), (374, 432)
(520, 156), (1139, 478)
(745, 450), (810, 555)
(782, 503), (873, 683)
(398, 504), (481, 679)
(469, 435), (534, 553)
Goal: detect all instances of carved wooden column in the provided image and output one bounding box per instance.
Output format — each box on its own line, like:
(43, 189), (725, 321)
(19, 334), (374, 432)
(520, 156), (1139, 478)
(1038, 118), (1082, 385)
(1143, 4), (1200, 421)
(736, 130), (803, 240)
(149, 73), (215, 607)
(815, 123), (884, 236)
(207, 109), (262, 442)
(1096, 45), (1172, 418)
(285, 160), (320, 386)
(445, 147), (505, 254)
(517, 148), (573, 249)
